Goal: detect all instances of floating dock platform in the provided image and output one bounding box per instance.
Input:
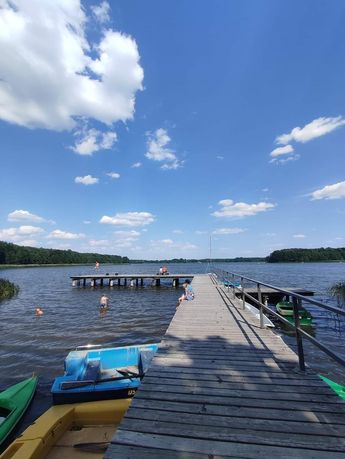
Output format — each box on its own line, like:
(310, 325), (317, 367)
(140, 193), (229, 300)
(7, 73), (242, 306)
(70, 274), (194, 287)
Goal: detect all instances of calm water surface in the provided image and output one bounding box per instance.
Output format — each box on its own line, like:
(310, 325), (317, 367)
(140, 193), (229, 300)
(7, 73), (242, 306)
(0, 261), (345, 447)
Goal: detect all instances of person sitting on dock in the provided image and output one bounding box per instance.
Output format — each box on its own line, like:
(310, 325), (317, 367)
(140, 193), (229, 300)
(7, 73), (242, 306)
(162, 266), (169, 275)
(177, 279), (194, 307)
(99, 294), (109, 309)
(95, 261), (100, 270)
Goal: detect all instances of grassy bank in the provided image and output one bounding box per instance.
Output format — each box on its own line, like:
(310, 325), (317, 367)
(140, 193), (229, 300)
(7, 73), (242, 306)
(0, 278), (19, 301)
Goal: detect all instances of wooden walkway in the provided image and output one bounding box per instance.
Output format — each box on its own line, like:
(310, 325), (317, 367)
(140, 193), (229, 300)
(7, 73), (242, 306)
(105, 274), (345, 459)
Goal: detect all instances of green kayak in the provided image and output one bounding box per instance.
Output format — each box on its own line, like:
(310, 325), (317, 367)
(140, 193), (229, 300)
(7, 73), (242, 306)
(0, 376), (38, 446)
(276, 300), (313, 326)
(319, 375), (345, 400)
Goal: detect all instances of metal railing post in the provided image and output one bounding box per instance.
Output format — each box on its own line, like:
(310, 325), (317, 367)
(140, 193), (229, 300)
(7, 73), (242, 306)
(293, 297), (306, 372)
(241, 277), (245, 310)
(257, 283), (264, 329)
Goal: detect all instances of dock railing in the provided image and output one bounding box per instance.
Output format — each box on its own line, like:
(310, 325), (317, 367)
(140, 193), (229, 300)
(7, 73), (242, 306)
(212, 267), (345, 372)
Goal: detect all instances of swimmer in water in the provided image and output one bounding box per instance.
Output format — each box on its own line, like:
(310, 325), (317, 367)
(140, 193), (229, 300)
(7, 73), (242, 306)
(35, 307), (44, 316)
(99, 294), (109, 309)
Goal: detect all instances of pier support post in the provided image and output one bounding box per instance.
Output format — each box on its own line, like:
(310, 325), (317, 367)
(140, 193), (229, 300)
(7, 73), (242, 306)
(136, 278), (139, 287)
(258, 283), (264, 329)
(156, 278), (161, 287)
(241, 277), (245, 310)
(124, 278), (127, 286)
(118, 278), (121, 286)
(83, 278), (86, 287)
(100, 278), (103, 287)
(140, 278), (144, 286)
(293, 297), (306, 372)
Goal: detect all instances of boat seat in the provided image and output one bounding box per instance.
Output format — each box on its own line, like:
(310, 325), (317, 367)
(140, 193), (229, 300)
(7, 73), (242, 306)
(82, 359), (100, 380)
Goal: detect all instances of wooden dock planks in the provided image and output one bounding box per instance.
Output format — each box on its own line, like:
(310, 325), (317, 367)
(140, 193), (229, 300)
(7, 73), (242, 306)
(105, 274), (345, 458)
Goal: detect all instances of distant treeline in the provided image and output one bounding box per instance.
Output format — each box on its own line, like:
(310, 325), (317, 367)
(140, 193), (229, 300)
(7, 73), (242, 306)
(267, 248), (345, 263)
(0, 241), (129, 265)
(131, 257), (265, 263)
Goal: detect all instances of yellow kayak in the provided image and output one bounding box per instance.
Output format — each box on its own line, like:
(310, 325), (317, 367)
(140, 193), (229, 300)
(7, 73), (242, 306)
(0, 398), (131, 459)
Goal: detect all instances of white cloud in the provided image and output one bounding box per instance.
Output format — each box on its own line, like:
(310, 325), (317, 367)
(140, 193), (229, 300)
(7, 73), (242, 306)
(276, 116), (345, 145)
(0, 225), (44, 242)
(160, 239), (174, 245)
(131, 162), (142, 168)
(212, 228), (246, 235)
(91, 1), (110, 23)
(270, 154), (300, 165)
(145, 128), (183, 169)
(195, 230), (207, 235)
(100, 211), (155, 226)
(88, 239), (110, 247)
(0, 1), (143, 130)
(149, 239), (197, 252)
(173, 229), (184, 234)
(212, 199), (275, 218)
(216, 155), (224, 160)
(310, 180), (345, 200)
(71, 129), (117, 155)
(74, 175), (99, 185)
(270, 145), (294, 158)
(7, 209), (52, 223)
(114, 230), (140, 243)
(83, 220), (91, 224)
(293, 234), (306, 238)
(107, 172), (120, 179)
(48, 229), (85, 240)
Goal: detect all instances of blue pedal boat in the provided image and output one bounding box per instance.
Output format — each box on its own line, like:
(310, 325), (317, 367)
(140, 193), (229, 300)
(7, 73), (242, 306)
(51, 342), (158, 404)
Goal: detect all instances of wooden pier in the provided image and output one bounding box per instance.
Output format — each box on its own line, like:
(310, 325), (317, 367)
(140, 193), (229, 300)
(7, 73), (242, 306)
(70, 274), (194, 288)
(105, 274), (345, 458)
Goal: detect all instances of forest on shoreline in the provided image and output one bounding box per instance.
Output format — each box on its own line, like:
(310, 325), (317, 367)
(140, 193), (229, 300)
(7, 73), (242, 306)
(1, 241), (345, 266)
(0, 241), (129, 265)
(266, 248), (345, 263)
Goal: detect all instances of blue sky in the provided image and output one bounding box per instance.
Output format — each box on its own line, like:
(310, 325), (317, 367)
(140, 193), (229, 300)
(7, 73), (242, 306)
(1, 0), (345, 259)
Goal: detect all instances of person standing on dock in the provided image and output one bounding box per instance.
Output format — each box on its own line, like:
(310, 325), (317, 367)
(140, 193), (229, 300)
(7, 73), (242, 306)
(99, 294), (109, 309)
(95, 261), (100, 270)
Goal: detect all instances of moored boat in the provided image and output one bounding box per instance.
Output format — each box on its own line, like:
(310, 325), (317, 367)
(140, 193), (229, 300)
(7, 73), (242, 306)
(319, 375), (345, 400)
(223, 279), (242, 288)
(0, 398), (131, 459)
(51, 342), (158, 404)
(276, 300), (312, 326)
(0, 376), (38, 447)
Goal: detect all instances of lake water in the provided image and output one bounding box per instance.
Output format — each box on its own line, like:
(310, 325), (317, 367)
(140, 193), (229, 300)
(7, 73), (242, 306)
(0, 261), (345, 448)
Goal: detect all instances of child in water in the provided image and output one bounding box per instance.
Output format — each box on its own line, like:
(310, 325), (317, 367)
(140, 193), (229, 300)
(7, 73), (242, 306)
(35, 307), (44, 316)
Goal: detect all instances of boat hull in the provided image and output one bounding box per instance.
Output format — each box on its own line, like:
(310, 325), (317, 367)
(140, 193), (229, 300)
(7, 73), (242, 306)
(0, 376), (38, 447)
(51, 343), (158, 405)
(276, 301), (312, 325)
(0, 398), (131, 459)
(52, 386), (136, 405)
